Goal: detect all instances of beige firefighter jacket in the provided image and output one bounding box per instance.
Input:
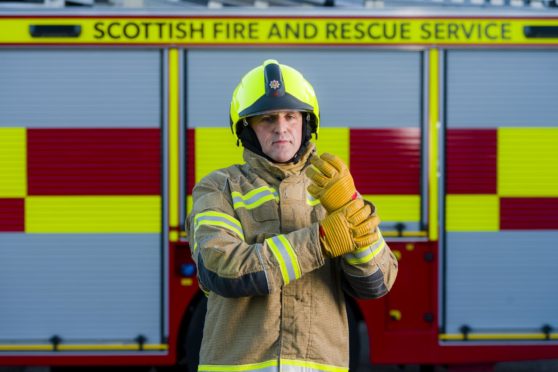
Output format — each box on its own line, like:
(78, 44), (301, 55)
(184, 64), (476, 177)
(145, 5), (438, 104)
(188, 143), (398, 372)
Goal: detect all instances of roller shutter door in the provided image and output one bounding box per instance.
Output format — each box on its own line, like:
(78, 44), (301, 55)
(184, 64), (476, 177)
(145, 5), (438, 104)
(444, 50), (558, 337)
(0, 49), (164, 348)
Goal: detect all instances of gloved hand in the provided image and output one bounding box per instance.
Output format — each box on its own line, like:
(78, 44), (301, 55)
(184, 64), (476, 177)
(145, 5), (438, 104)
(319, 198), (377, 258)
(306, 153), (357, 213)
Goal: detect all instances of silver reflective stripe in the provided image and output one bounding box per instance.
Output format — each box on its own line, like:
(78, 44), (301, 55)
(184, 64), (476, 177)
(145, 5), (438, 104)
(198, 360), (278, 372)
(265, 235), (301, 285)
(281, 359), (348, 372)
(195, 214), (244, 239)
(232, 187), (279, 210)
(306, 193), (321, 206)
(344, 232), (386, 265)
(198, 359), (347, 372)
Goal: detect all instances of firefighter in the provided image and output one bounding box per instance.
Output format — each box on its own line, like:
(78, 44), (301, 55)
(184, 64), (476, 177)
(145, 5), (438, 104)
(188, 59), (398, 372)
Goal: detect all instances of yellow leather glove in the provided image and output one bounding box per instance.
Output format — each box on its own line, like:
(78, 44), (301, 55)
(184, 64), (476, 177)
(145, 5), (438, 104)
(306, 153), (357, 213)
(319, 198), (377, 258)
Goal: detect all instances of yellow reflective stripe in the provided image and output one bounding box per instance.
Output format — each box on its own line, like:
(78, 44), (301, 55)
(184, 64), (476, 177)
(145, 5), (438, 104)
(199, 359), (277, 372)
(198, 359), (347, 372)
(306, 193), (321, 206)
(193, 211), (244, 254)
(282, 359), (348, 372)
(232, 186), (279, 210)
(194, 211), (244, 239)
(344, 230), (386, 265)
(277, 234), (301, 279)
(266, 235), (301, 285)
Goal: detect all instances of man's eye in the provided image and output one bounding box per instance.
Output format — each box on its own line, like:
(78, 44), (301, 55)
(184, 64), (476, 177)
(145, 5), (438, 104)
(260, 116), (273, 123)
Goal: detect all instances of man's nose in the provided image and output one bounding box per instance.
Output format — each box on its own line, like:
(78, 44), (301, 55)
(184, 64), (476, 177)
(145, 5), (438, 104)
(273, 116), (288, 132)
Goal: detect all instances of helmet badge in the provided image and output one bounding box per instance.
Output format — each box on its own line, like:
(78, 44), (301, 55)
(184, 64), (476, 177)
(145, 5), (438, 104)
(269, 80), (281, 89)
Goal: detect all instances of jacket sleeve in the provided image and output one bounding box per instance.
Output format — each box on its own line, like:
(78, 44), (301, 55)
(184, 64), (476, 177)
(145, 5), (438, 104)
(340, 201), (398, 299)
(188, 176), (325, 298)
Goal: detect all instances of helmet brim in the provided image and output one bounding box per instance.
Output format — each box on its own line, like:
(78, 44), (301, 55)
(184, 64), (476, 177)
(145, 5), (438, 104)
(238, 92), (314, 120)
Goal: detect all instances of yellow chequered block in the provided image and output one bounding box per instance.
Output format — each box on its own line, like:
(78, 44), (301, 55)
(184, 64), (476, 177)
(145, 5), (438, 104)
(362, 194), (420, 222)
(446, 194), (499, 232)
(26, 196), (161, 233)
(313, 128), (350, 166)
(196, 128), (243, 183)
(498, 128), (558, 197)
(0, 128), (27, 197)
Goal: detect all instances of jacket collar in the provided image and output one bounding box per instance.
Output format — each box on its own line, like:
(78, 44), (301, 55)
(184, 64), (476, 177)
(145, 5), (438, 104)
(243, 142), (316, 184)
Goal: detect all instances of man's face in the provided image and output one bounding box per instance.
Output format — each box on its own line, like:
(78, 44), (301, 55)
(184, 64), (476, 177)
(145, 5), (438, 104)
(249, 111), (303, 163)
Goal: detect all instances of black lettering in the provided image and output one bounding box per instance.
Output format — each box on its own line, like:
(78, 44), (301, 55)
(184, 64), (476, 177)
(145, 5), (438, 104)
(401, 22), (411, 40)
(326, 22), (337, 39)
(420, 23), (432, 40)
(340, 22), (351, 40)
(353, 22), (365, 40)
(123, 23), (140, 39)
(93, 22), (105, 39)
(285, 22), (300, 39)
(434, 22), (445, 40)
(168, 22), (173, 39)
(233, 22), (245, 39)
(501, 22), (511, 40)
(304, 22), (318, 39)
(447, 23), (459, 40)
(367, 22), (381, 40)
(384, 22), (397, 40)
(176, 22), (187, 39)
(213, 22), (224, 38)
(485, 22), (498, 40)
(268, 23), (282, 39)
(107, 22), (121, 39)
(461, 23), (474, 39)
(191, 22), (205, 39)
(248, 22), (258, 39)
(154, 22), (165, 39)
(140, 22), (151, 39)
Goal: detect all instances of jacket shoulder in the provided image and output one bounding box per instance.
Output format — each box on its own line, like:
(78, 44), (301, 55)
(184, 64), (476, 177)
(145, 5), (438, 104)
(194, 163), (248, 193)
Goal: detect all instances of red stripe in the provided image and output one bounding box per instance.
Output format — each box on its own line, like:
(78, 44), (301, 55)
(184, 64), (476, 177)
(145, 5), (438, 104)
(350, 128), (420, 195)
(446, 129), (497, 194)
(28, 128), (161, 195)
(0, 199), (24, 232)
(501, 198), (558, 230)
(187, 128), (196, 195)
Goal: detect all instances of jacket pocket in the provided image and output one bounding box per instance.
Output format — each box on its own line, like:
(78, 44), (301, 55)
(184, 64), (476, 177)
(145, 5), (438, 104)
(253, 201), (279, 222)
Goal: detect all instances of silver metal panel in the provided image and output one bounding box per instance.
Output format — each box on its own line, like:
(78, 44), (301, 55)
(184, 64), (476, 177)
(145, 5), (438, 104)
(447, 50), (558, 128)
(0, 234), (161, 343)
(186, 49), (421, 128)
(445, 231), (558, 333)
(0, 50), (161, 128)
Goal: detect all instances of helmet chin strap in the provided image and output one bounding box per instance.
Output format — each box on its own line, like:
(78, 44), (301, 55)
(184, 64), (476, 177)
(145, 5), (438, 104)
(237, 115), (314, 164)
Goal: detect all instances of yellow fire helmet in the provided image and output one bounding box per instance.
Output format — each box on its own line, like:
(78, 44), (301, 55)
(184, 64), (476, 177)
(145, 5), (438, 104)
(229, 59), (320, 162)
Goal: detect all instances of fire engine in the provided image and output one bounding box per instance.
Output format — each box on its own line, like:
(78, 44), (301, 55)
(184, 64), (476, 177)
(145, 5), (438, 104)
(0, 0), (557, 369)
